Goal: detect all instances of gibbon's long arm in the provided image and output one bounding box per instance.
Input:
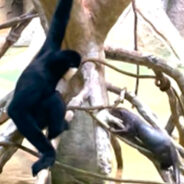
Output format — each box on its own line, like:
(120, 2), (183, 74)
(39, 0), (73, 53)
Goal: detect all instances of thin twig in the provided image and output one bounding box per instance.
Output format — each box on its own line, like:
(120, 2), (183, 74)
(82, 58), (155, 79)
(68, 93), (124, 111)
(172, 88), (184, 115)
(132, 1), (138, 51)
(132, 0), (139, 96)
(106, 83), (161, 129)
(68, 105), (114, 111)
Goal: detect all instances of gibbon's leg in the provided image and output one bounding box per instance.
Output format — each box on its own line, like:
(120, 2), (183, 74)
(8, 95), (56, 176)
(41, 91), (68, 140)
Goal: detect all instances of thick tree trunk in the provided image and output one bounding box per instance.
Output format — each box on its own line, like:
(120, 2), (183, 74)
(38, 0), (131, 183)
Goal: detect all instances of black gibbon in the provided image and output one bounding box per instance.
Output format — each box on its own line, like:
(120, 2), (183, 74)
(8, 0), (81, 176)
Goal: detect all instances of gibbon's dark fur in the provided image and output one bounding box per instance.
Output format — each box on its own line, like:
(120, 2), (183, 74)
(109, 108), (180, 184)
(8, 0), (81, 176)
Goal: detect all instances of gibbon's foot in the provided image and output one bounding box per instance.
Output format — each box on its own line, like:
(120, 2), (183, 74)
(32, 150), (56, 176)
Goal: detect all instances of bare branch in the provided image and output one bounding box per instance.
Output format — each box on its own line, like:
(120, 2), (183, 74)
(82, 58), (155, 79)
(68, 88), (124, 112)
(132, 1), (138, 51)
(105, 47), (184, 95)
(68, 105), (115, 111)
(31, 0), (49, 33)
(0, 9), (38, 30)
(132, 0), (139, 95)
(0, 121), (23, 173)
(155, 72), (184, 145)
(0, 141), (39, 158)
(0, 20), (31, 58)
(167, 89), (184, 145)
(107, 83), (161, 128)
(0, 92), (13, 125)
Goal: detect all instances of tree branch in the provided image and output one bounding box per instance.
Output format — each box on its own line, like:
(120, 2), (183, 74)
(0, 20), (32, 58)
(0, 121), (23, 173)
(31, 0), (49, 33)
(0, 141), (39, 157)
(0, 9), (38, 30)
(82, 58), (155, 79)
(105, 47), (184, 95)
(0, 92), (13, 125)
(132, 0), (139, 95)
